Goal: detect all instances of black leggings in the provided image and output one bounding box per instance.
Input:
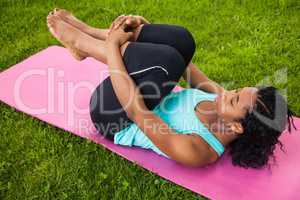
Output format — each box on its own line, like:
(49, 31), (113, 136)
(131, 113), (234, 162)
(89, 24), (196, 140)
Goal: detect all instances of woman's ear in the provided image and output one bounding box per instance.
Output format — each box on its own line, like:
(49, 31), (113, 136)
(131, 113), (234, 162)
(230, 122), (244, 134)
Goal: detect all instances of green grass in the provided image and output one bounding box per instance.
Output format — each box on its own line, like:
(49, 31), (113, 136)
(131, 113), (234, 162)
(0, 0), (299, 199)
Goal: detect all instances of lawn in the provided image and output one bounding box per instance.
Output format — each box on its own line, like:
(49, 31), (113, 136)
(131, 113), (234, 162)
(0, 0), (299, 199)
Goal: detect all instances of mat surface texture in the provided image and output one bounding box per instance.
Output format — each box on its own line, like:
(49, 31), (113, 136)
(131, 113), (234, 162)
(0, 46), (299, 200)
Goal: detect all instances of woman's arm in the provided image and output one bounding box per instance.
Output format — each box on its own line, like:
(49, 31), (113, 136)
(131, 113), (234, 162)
(183, 62), (226, 95)
(106, 23), (212, 167)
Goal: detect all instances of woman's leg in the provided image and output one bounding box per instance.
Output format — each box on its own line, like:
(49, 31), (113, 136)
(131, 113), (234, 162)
(47, 14), (128, 64)
(52, 9), (196, 65)
(53, 8), (109, 40)
(53, 8), (142, 42)
(47, 14), (186, 140)
(90, 42), (186, 140)
(134, 24), (196, 66)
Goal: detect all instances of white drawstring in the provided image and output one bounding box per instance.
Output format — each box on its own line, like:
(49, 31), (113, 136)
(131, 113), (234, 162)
(129, 66), (169, 76)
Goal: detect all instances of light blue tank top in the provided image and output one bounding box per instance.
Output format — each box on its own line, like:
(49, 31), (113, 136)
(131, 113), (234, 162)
(114, 88), (225, 158)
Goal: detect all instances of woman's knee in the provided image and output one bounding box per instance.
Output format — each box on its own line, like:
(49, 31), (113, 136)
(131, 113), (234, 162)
(136, 24), (196, 65)
(173, 26), (196, 65)
(147, 24), (196, 65)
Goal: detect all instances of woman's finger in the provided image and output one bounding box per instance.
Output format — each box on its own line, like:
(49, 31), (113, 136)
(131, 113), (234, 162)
(125, 16), (139, 28)
(109, 14), (124, 30)
(114, 17), (127, 29)
(115, 14), (125, 22)
(127, 31), (134, 39)
(108, 22), (115, 34)
(125, 17), (134, 26)
(114, 15), (125, 25)
(124, 31), (134, 43)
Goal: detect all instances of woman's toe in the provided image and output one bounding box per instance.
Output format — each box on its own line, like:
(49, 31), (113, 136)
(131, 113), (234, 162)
(54, 8), (61, 16)
(47, 19), (52, 27)
(47, 16), (54, 24)
(47, 11), (54, 18)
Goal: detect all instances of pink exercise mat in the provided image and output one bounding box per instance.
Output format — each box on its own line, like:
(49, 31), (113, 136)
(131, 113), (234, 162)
(0, 46), (299, 200)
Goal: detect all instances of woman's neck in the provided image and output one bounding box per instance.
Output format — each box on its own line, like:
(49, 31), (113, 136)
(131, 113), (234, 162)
(195, 101), (239, 148)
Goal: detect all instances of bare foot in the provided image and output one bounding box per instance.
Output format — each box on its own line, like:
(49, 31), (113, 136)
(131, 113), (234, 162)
(53, 8), (109, 40)
(53, 8), (92, 34)
(47, 12), (88, 61)
(53, 8), (143, 42)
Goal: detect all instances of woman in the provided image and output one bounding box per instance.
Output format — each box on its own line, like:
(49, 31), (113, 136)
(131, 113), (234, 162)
(47, 9), (295, 168)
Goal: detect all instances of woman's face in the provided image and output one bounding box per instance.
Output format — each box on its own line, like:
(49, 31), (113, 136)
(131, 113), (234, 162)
(215, 87), (258, 123)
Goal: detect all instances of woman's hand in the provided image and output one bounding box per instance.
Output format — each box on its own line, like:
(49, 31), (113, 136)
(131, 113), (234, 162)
(108, 14), (149, 35)
(106, 20), (134, 47)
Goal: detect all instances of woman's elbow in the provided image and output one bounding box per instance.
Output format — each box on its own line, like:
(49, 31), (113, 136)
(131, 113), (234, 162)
(124, 108), (143, 122)
(124, 108), (136, 121)
(125, 105), (150, 122)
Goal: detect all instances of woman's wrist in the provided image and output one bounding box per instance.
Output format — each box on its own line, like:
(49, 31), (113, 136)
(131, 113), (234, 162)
(106, 40), (120, 49)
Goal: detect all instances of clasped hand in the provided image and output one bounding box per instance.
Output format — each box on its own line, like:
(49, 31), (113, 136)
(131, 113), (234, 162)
(106, 14), (148, 46)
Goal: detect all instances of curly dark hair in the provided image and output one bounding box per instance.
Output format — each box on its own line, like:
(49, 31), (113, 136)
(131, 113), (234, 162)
(228, 86), (296, 169)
